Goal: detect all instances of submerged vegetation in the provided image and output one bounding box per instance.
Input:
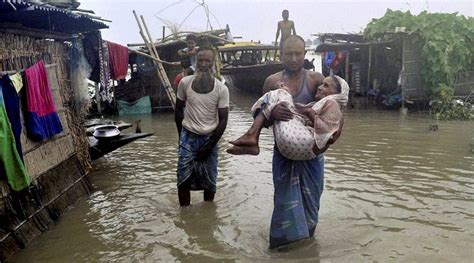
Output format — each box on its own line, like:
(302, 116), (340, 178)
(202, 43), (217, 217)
(364, 10), (474, 120)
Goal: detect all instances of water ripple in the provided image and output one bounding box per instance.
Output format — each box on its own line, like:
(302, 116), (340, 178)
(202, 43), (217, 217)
(12, 98), (474, 262)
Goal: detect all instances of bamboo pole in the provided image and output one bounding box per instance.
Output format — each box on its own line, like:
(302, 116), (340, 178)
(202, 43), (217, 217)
(140, 15), (160, 58)
(127, 48), (179, 66)
(140, 14), (176, 109)
(133, 10), (176, 110)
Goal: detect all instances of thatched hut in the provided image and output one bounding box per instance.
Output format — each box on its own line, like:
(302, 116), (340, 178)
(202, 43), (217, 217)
(0, 0), (107, 259)
(315, 32), (473, 108)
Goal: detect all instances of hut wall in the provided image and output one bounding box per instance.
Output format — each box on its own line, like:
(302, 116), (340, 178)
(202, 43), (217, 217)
(401, 36), (428, 100)
(0, 31), (91, 260)
(454, 70), (474, 100)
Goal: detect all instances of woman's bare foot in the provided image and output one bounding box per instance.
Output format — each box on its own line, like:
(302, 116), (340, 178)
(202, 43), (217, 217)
(229, 132), (258, 146)
(226, 145), (260, 155)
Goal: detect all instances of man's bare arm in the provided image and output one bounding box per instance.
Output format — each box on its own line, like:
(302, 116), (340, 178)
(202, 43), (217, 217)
(174, 98), (186, 136)
(327, 116), (344, 145)
(178, 47), (197, 57)
(291, 21), (296, 35)
(262, 74), (293, 122)
(275, 22), (281, 46)
(196, 107), (229, 160)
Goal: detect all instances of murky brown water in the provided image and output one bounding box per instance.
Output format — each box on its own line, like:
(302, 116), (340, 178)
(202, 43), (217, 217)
(13, 90), (474, 262)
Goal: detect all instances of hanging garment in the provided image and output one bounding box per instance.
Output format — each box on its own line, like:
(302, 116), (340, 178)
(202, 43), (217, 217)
(0, 75), (24, 160)
(99, 39), (112, 102)
(117, 96), (152, 115)
(9, 73), (23, 93)
(324, 51), (336, 67)
(70, 38), (92, 105)
(99, 37), (111, 87)
(0, 84), (30, 191)
(24, 60), (63, 141)
(107, 41), (129, 80)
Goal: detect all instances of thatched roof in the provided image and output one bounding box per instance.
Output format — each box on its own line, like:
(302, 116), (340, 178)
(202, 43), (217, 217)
(0, 0), (108, 33)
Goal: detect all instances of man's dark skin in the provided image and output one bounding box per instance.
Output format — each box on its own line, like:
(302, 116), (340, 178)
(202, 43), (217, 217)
(175, 49), (229, 206)
(263, 36), (343, 153)
(275, 10), (296, 48)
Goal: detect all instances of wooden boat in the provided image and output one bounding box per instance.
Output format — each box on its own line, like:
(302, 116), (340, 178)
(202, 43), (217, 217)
(89, 132), (154, 161)
(218, 43), (283, 95)
(120, 29), (232, 112)
(86, 119), (153, 160)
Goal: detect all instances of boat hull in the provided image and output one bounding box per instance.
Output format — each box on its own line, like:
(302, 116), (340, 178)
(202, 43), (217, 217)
(89, 132), (154, 161)
(221, 64), (283, 95)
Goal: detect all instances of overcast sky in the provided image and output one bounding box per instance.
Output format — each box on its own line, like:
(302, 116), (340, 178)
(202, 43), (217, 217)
(79, 0), (473, 45)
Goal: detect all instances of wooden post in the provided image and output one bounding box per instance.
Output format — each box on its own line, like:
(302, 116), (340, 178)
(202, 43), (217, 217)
(345, 52), (350, 81)
(95, 82), (101, 114)
(400, 37), (407, 115)
(162, 26), (165, 40)
(367, 45), (372, 92)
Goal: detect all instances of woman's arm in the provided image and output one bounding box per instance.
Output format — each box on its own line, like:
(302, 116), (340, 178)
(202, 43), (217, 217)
(294, 105), (318, 126)
(309, 100), (344, 154)
(327, 116), (344, 145)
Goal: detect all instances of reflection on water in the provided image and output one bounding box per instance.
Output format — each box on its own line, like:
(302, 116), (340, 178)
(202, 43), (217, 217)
(13, 89), (474, 262)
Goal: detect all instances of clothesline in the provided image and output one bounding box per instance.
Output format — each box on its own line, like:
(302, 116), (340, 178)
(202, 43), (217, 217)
(127, 48), (180, 66)
(0, 63), (57, 76)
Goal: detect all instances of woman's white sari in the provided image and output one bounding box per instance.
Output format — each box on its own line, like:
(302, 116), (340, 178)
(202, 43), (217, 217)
(252, 76), (349, 160)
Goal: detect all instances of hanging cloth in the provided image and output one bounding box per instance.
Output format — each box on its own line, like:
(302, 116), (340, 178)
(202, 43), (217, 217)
(0, 84), (30, 191)
(24, 60), (63, 141)
(99, 39), (112, 102)
(9, 72), (23, 93)
(0, 75), (24, 160)
(106, 41), (129, 80)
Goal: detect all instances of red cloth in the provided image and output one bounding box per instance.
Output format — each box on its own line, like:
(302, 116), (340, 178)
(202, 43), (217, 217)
(331, 51), (346, 70)
(174, 73), (184, 87)
(106, 41), (129, 80)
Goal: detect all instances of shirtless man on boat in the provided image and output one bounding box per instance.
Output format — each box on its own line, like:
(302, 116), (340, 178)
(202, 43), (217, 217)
(275, 9), (296, 50)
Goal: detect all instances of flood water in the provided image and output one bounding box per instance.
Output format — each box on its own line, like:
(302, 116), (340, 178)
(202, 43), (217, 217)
(13, 89), (474, 262)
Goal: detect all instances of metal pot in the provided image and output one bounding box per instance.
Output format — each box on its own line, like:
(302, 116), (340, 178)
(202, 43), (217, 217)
(93, 125), (120, 140)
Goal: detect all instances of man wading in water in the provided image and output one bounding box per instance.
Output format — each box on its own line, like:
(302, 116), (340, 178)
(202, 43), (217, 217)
(233, 35), (343, 249)
(175, 46), (229, 207)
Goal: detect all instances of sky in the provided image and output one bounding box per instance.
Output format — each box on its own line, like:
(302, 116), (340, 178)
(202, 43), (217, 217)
(79, 0), (473, 45)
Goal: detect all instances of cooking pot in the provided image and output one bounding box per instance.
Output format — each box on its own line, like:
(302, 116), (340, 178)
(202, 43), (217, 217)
(93, 125), (120, 140)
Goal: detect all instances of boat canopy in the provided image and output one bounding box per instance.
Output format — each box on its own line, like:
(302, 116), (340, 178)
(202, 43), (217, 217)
(218, 43), (279, 52)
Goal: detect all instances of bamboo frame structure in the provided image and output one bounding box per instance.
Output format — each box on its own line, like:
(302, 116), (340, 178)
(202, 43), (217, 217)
(133, 10), (176, 110)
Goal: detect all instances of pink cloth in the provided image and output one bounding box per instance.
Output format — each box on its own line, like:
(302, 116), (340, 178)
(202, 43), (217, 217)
(107, 41), (129, 80)
(24, 60), (57, 116)
(24, 60), (63, 141)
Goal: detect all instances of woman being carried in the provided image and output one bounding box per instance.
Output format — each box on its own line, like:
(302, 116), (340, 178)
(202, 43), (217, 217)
(227, 75), (349, 160)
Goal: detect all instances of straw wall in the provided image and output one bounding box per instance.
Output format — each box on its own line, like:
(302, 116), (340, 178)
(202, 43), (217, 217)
(0, 31), (90, 177)
(0, 30), (92, 260)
